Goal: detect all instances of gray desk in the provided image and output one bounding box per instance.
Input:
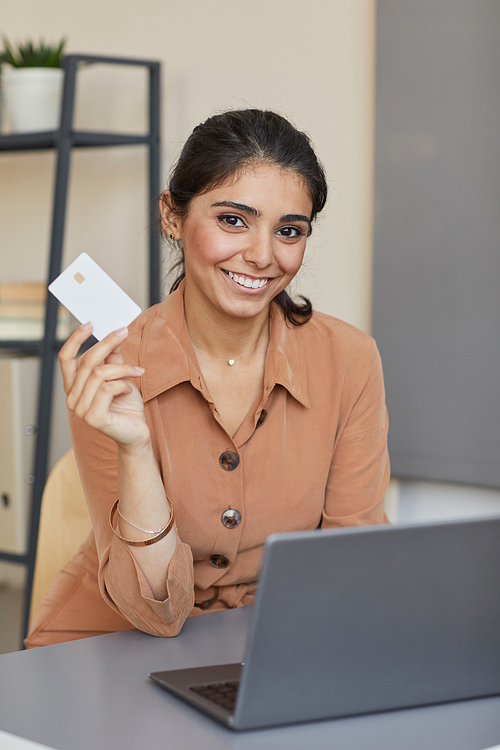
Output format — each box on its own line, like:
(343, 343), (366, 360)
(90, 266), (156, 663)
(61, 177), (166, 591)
(1, 607), (499, 750)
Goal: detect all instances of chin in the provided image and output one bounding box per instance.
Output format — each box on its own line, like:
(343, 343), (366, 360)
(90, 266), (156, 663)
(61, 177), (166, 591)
(219, 295), (272, 320)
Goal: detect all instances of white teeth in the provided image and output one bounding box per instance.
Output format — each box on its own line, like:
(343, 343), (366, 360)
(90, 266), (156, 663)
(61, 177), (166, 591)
(226, 271), (268, 289)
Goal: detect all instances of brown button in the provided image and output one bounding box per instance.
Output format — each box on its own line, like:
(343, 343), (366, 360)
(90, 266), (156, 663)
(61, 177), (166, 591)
(219, 451), (239, 471)
(256, 409), (267, 427)
(209, 554), (229, 569)
(221, 508), (241, 529)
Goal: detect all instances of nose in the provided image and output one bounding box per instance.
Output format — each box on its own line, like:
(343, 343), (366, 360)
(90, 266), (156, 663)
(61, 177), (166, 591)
(242, 231), (274, 270)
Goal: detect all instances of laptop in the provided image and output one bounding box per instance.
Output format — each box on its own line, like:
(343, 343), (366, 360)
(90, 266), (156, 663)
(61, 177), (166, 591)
(149, 516), (500, 730)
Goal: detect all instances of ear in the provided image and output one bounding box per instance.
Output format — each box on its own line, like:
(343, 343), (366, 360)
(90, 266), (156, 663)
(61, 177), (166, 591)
(160, 190), (183, 240)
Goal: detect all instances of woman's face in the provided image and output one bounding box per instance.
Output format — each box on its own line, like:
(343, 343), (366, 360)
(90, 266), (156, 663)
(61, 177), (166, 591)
(166, 163), (313, 323)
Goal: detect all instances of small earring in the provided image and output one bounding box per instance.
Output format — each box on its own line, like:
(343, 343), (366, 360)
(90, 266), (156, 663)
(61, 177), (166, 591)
(169, 234), (175, 240)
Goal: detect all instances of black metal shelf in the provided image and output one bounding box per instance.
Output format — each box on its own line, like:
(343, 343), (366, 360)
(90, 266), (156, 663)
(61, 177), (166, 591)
(0, 338), (98, 356)
(0, 131), (58, 151)
(0, 341), (44, 354)
(0, 53), (161, 646)
(0, 130), (152, 152)
(0, 551), (29, 565)
(0, 339), (77, 354)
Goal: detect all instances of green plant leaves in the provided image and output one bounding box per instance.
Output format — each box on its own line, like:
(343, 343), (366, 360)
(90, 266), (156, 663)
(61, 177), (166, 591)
(0, 37), (66, 68)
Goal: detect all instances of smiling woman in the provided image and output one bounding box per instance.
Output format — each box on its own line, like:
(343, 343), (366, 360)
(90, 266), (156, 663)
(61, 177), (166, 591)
(164, 164), (312, 330)
(26, 109), (390, 648)
(163, 110), (327, 325)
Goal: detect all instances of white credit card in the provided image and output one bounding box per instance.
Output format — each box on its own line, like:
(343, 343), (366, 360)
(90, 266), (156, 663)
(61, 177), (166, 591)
(48, 253), (142, 341)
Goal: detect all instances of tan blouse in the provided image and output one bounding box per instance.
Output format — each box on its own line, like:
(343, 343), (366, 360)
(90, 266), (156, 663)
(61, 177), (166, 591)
(26, 283), (390, 647)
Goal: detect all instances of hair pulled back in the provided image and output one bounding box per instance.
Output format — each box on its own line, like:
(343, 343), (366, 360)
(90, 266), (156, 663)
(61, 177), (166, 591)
(163, 109), (328, 325)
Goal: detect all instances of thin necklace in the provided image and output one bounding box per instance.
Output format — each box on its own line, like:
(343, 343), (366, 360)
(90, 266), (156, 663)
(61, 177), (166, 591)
(191, 327), (268, 366)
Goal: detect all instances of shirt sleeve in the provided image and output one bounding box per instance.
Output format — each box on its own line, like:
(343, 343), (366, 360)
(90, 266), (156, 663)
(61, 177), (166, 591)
(322, 338), (390, 528)
(69, 411), (195, 637)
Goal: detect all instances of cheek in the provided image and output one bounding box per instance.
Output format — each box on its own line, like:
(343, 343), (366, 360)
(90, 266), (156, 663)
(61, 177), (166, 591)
(184, 224), (240, 267)
(277, 247), (306, 277)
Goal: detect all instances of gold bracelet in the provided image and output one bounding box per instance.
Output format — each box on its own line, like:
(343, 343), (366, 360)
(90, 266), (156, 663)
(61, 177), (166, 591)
(109, 497), (175, 547)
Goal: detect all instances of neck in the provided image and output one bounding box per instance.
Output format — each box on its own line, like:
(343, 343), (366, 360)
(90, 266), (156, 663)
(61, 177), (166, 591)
(183, 285), (270, 362)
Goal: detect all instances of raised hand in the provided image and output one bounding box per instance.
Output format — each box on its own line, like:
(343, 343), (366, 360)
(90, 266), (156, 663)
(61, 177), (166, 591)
(59, 323), (150, 450)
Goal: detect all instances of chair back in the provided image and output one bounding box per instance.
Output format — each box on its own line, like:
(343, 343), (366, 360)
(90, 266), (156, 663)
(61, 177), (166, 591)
(30, 449), (92, 624)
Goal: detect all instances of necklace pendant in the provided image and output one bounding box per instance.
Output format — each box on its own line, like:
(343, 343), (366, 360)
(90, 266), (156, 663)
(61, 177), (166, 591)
(228, 359), (235, 366)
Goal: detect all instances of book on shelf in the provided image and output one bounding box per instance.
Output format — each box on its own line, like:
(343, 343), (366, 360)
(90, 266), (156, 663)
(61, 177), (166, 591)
(0, 282), (75, 341)
(0, 282), (47, 302)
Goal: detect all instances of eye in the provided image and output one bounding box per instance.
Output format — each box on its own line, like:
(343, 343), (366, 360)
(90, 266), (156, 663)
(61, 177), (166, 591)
(218, 214), (247, 228)
(276, 225), (305, 239)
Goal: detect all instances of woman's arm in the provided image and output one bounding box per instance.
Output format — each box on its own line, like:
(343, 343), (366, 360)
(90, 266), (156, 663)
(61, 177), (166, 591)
(60, 323), (194, 634)
(322, 338), (390, 528)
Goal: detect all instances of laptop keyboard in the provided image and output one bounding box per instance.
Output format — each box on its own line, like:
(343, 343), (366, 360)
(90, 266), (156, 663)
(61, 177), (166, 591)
(189, 680), (240, 712)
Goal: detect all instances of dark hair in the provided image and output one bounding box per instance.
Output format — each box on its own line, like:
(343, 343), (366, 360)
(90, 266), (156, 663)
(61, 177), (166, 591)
(162, 109), (328, 325)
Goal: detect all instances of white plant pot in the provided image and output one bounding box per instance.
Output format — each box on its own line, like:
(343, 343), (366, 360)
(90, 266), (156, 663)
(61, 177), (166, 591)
(2, 67), (64, 133)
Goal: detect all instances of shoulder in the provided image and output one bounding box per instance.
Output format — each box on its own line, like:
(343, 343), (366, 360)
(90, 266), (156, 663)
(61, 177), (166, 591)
(293, 312), (385, 413)
(120, 289), (183, 366)
(299, 310), (379, 368)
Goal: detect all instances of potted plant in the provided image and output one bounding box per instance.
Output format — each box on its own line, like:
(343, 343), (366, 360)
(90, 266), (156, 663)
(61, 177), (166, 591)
(0, 38), (66, 133)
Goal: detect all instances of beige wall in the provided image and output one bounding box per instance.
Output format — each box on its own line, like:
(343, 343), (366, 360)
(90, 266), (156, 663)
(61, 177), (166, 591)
(0, 1), (375, 584)
(1, 0), (376, 331)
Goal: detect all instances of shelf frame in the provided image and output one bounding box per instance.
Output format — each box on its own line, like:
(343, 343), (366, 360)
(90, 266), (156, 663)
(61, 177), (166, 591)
(0, 53), (162, 645)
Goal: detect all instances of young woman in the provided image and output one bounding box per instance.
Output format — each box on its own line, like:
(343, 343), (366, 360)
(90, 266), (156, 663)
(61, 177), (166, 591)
(26, 109), (389, 647)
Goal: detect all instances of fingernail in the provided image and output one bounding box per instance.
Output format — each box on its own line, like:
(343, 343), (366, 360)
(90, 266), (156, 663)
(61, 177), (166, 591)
(80, 322), (92, 331)
(114, 327), (128, 337)
(135, 366), (145, 374)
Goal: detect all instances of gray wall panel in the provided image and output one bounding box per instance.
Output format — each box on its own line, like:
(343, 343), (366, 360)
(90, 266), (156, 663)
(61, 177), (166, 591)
(372, 0), (500, 487)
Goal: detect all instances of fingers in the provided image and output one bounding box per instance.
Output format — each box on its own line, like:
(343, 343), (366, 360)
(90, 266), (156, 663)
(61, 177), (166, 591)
(60, 324), (148, 446)
(59, 325), (129, 395)
(58, 322), (95, 394)
(77, 379), (134, 429)
(67, 361), (143, 415)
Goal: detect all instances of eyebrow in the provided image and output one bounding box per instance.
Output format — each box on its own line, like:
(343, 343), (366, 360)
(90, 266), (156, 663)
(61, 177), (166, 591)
(211, 201), (259, 217)
(211, 202), (311, 226)
(279, 213), (311, 225)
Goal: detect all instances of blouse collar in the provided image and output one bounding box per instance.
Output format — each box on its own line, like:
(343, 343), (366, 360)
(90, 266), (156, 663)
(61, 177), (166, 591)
(132, 280), (309, 408)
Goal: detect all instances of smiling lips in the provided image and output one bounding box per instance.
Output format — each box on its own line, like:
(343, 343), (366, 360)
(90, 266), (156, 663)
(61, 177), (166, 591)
(225, 270), (269, 290)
